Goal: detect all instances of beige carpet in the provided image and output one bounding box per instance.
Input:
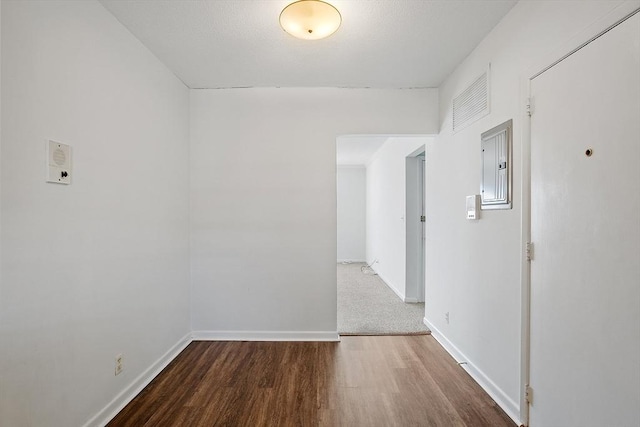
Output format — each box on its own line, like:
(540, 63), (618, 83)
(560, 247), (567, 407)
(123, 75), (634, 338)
(337, 262), (430, 336)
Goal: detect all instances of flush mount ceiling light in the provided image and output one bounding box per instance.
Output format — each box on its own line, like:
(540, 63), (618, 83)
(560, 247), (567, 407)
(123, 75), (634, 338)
(279, 0), (342, 40)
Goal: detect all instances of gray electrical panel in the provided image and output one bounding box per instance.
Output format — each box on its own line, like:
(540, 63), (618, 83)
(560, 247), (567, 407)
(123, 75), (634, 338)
(481, 120), (512, 209)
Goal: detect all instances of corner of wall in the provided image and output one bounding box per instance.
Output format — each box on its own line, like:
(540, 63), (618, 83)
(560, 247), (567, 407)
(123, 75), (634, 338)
(82, 333), (192, 427)
(423, 318), (521, 425)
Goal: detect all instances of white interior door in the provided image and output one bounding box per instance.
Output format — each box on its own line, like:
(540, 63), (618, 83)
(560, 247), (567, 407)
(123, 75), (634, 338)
(529, 12), (640, 427)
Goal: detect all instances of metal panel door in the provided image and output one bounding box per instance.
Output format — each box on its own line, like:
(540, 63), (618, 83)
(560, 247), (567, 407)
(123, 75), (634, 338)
(529, 12), (640, 427)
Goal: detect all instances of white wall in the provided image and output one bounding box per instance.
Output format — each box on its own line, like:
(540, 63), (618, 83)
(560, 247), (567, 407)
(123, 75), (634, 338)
(336, 166), (366, 262)
(365, 137), (426, 301)
(425, 0), (631, 423)
(0, 1), (190, 426)
(190, 88), (438, 336)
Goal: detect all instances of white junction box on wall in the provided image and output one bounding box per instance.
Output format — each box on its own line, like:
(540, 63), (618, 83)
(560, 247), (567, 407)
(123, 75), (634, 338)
(46, 140), (71, 185)
(466, 195), (480, 220)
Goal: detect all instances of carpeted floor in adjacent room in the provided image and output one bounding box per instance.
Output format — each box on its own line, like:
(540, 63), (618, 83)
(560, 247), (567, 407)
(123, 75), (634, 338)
(337, 262), (430, 335)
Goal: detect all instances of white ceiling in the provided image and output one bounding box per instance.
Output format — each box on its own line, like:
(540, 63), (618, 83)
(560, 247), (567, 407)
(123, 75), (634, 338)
(99, 0), (516, 89)
(336, 136), (388, 166)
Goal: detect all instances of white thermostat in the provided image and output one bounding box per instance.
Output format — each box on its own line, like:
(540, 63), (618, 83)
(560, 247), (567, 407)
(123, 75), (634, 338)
(46, 140), (71, 185)
(466, 195), (480, 220)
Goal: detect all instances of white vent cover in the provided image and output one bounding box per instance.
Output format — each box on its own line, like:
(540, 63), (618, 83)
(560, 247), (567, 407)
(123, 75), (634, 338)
(453, 66), (490, 132)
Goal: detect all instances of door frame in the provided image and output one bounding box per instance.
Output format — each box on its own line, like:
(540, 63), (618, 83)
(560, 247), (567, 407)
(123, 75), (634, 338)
(405, 148), (426, 303)
(519, 4), (640, 425)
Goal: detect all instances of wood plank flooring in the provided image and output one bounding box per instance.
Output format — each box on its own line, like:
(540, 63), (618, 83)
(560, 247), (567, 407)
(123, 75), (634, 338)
(108, 336), (515, 427)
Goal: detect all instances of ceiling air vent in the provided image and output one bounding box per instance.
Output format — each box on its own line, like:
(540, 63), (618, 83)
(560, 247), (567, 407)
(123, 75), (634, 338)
(452, 66), (490, 132)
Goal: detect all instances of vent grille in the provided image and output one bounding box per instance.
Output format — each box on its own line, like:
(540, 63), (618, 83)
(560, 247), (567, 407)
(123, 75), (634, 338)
(453, 70), (489, 132)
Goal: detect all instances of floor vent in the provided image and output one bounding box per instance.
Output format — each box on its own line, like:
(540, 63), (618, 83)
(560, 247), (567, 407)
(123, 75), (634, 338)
(453, 66), (490, 132)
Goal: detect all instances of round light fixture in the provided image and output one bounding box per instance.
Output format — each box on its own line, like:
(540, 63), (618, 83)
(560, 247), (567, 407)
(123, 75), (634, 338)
(279, 0), (342, 40)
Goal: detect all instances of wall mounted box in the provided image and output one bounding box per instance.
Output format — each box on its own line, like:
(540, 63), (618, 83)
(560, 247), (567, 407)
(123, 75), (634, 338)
(46, 140), (71, 185)
(480, 120), (512, 209)
(466, 195), (481, 220)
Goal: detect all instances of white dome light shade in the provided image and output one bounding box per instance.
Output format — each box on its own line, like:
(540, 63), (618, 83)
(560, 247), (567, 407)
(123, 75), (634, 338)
(279, 0), (342, 40)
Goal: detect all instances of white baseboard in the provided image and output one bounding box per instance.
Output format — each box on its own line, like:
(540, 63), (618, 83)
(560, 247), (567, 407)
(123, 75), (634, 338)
(423, 317), (521, 426)
(83, 332), (192, 427)
(375, 270), (407, 302)
(337, 259), (366, 263)
(83, 329), (339, 426)
(404, 297), (419, 303)
(192, 330), (341, 342)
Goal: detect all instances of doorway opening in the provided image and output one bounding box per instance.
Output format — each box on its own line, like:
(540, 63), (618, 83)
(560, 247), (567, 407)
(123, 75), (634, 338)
(336, 135), (431, 335)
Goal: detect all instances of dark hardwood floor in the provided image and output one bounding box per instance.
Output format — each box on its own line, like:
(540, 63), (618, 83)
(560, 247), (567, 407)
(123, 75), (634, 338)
(108, 336), (515, 427)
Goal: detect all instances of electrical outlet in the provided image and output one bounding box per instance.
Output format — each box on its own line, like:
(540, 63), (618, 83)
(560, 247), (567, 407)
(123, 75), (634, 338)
(445, 312), (450, 324)
(115, 354), (123, 376)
